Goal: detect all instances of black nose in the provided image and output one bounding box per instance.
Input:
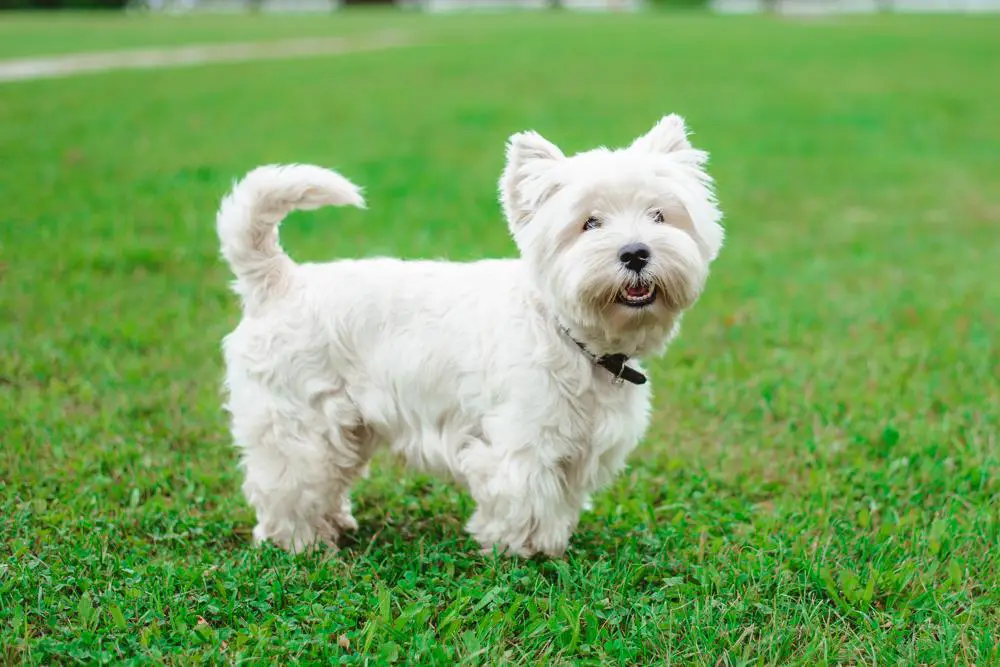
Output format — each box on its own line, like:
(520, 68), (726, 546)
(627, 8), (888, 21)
(618, 243), (651, 272)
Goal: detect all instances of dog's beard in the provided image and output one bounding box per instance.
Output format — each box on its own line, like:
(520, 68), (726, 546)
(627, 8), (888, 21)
(571, 248), (707, 322)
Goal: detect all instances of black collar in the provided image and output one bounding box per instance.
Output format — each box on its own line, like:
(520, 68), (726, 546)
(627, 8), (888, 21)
(560, 327), (647, 386)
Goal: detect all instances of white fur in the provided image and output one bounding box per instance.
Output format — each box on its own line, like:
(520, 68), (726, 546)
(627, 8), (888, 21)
(216, 115), (724, 557)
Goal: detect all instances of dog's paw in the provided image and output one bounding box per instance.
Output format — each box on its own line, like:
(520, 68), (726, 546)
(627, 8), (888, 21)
(467, 507), (572, 559)
(327, 511), (359, 533)
(478, 543), (532, 559)
(252, 522), (340, 555)
(524, 530), (570, 559)
(475, 533), (569, 560)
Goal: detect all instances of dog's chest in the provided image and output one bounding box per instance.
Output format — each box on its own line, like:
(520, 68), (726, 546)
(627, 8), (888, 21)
(559, 373), (651, 488)
(588, 379), (649, 441)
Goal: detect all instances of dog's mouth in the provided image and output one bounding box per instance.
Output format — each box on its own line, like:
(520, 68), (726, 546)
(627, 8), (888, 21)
(617, 283), (657, 308)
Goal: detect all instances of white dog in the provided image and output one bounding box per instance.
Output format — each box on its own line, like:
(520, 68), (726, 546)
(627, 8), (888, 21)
(216, 114), (723, 557)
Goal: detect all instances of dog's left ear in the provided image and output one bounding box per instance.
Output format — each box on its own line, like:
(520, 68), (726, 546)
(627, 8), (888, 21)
(629, 114), (708, 167)
(499, 131), (565, 234)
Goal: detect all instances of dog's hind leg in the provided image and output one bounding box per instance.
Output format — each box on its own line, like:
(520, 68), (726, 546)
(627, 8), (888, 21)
(316, 392), (377, 539)
(232, 389), (373, 554)
(320, 422), (376, 537)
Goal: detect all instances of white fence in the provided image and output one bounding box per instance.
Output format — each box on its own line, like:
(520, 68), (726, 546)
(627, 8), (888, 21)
(410, 0), (646, 10)
(138, 0), (648, 12)
(136, 0), (1000, 14)
(711, 0), (1000, 12)
(138, 0), (339, 12)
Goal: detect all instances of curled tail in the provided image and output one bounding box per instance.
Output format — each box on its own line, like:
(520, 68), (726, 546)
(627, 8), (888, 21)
(216, 164), (365, 307)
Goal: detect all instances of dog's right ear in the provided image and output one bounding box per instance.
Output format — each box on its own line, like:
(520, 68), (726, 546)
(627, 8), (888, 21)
(629, 114), (708, 168)
(499, 131), (564, 234)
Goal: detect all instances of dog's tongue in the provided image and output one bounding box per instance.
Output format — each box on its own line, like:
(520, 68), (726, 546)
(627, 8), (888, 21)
(627, 286), (648, 297)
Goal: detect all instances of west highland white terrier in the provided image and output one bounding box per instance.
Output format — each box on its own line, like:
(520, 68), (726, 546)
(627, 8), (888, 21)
(216, 114), (724, 557)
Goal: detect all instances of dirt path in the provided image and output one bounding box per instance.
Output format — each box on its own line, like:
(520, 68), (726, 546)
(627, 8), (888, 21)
(0, 30), (412, 84)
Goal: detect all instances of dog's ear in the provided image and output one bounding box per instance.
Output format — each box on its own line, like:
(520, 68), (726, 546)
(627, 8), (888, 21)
(630, 114), (708, 167)
(499, 131), (564, 234)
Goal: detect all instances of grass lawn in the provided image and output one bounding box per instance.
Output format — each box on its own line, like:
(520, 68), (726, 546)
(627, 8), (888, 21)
(2, 9), (999, 665)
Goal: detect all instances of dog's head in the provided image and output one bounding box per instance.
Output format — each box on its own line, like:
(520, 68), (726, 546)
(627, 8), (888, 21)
(499, 114), (724, 357)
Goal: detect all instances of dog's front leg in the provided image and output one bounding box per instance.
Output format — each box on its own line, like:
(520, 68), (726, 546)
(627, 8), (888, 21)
(460, 441), (583, 558)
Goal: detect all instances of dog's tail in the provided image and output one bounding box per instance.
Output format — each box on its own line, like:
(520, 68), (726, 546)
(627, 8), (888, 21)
(216, 164), (365, 307)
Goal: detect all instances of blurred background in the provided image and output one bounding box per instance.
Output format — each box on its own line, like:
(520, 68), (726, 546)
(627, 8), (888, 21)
(1, 0), (998, 664)
(4, 0), (1000, 13)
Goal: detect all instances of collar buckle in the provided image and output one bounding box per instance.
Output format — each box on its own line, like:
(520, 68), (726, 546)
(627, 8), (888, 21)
(559, 327), (647, 386)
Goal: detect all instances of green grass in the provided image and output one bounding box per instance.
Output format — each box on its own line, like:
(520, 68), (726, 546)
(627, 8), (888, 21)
(2, 10), (999, 665)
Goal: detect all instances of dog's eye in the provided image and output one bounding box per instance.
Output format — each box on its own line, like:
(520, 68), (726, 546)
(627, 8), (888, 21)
(651, 210), (665, 224)
(583, 216), (601, 231)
